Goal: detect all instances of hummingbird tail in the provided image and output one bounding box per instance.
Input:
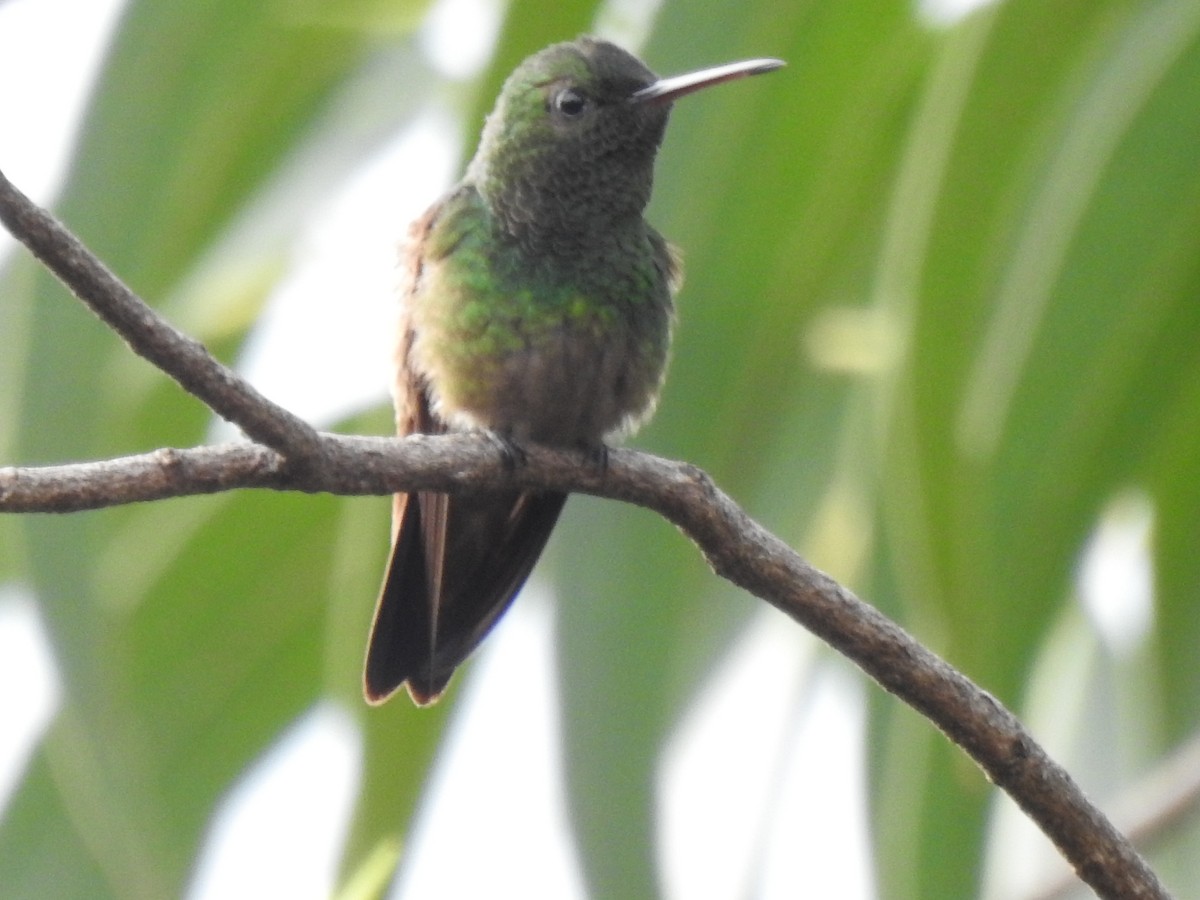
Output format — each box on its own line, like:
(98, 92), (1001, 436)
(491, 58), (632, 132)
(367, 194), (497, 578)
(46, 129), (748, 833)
(364, 489), (567, 705)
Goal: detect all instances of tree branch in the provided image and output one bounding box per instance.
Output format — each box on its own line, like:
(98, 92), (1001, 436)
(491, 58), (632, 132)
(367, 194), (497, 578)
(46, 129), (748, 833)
(0, 437), (1172, 899)
(0, 168), (319, 461)
(0, 175), (1170, 899)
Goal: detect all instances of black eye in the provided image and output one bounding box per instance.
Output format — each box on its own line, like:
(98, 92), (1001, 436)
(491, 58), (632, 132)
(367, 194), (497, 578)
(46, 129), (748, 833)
(552, 87), (590, 118)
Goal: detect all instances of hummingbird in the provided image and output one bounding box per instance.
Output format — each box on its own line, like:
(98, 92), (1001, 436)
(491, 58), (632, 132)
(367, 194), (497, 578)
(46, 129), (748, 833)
(364, 37), (783, 705)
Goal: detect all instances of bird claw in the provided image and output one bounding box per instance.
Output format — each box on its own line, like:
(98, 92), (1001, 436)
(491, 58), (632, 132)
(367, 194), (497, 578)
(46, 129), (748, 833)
(485, 431), (609, 477)
(579, 441), (609, 475)
(486, 430), (528, 470)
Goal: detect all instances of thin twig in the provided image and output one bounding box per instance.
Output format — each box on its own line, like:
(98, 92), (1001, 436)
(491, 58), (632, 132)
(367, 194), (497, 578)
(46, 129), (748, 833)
(0, 173), (1172, 900)
(1031, 729), (1200, 900)
(1119, 730), (1200, 858)
(0, 168), (320, 461)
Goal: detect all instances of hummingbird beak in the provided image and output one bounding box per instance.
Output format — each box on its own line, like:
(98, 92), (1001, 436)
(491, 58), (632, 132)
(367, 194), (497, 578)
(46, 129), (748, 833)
(630, 57), (785, 106)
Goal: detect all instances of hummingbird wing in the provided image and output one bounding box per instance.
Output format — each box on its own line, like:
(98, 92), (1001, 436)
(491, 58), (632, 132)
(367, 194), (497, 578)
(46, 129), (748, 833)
(363, 191), (568, 705)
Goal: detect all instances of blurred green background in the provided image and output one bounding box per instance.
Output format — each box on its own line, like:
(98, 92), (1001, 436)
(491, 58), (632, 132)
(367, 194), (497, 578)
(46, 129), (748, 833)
(2, 0), (1199, 897)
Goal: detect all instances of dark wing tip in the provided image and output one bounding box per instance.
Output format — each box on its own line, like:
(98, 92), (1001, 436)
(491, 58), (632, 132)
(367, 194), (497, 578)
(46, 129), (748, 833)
(363, 646), (408, 704)
(363, 669), (403, 706)
(405, 678), (448, 707)
(362, 667), (449, 707)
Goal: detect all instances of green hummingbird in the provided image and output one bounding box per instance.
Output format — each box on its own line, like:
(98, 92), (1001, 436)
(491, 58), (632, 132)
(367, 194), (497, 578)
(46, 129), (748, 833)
(364, 37), (783, 705)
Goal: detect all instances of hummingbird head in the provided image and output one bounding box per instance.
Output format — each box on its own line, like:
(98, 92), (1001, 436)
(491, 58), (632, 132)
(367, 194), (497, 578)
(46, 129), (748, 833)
(468, 37), (669, 249)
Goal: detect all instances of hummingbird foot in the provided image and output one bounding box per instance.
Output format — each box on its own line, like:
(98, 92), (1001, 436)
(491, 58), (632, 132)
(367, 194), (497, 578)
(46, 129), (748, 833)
(484, 428), (528, 471)
(577, 440), (610, 475)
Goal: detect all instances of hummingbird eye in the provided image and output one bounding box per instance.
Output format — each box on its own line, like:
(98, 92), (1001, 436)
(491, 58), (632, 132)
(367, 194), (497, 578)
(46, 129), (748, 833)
(551, 87), (590, 119)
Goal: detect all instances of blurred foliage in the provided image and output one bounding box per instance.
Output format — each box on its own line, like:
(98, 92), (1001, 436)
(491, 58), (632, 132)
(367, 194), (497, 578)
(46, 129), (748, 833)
(2, 0), (1199, 897)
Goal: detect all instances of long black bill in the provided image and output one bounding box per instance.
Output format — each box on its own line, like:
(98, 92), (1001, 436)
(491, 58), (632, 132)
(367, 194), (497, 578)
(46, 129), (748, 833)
(630, 57), (785, 105)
